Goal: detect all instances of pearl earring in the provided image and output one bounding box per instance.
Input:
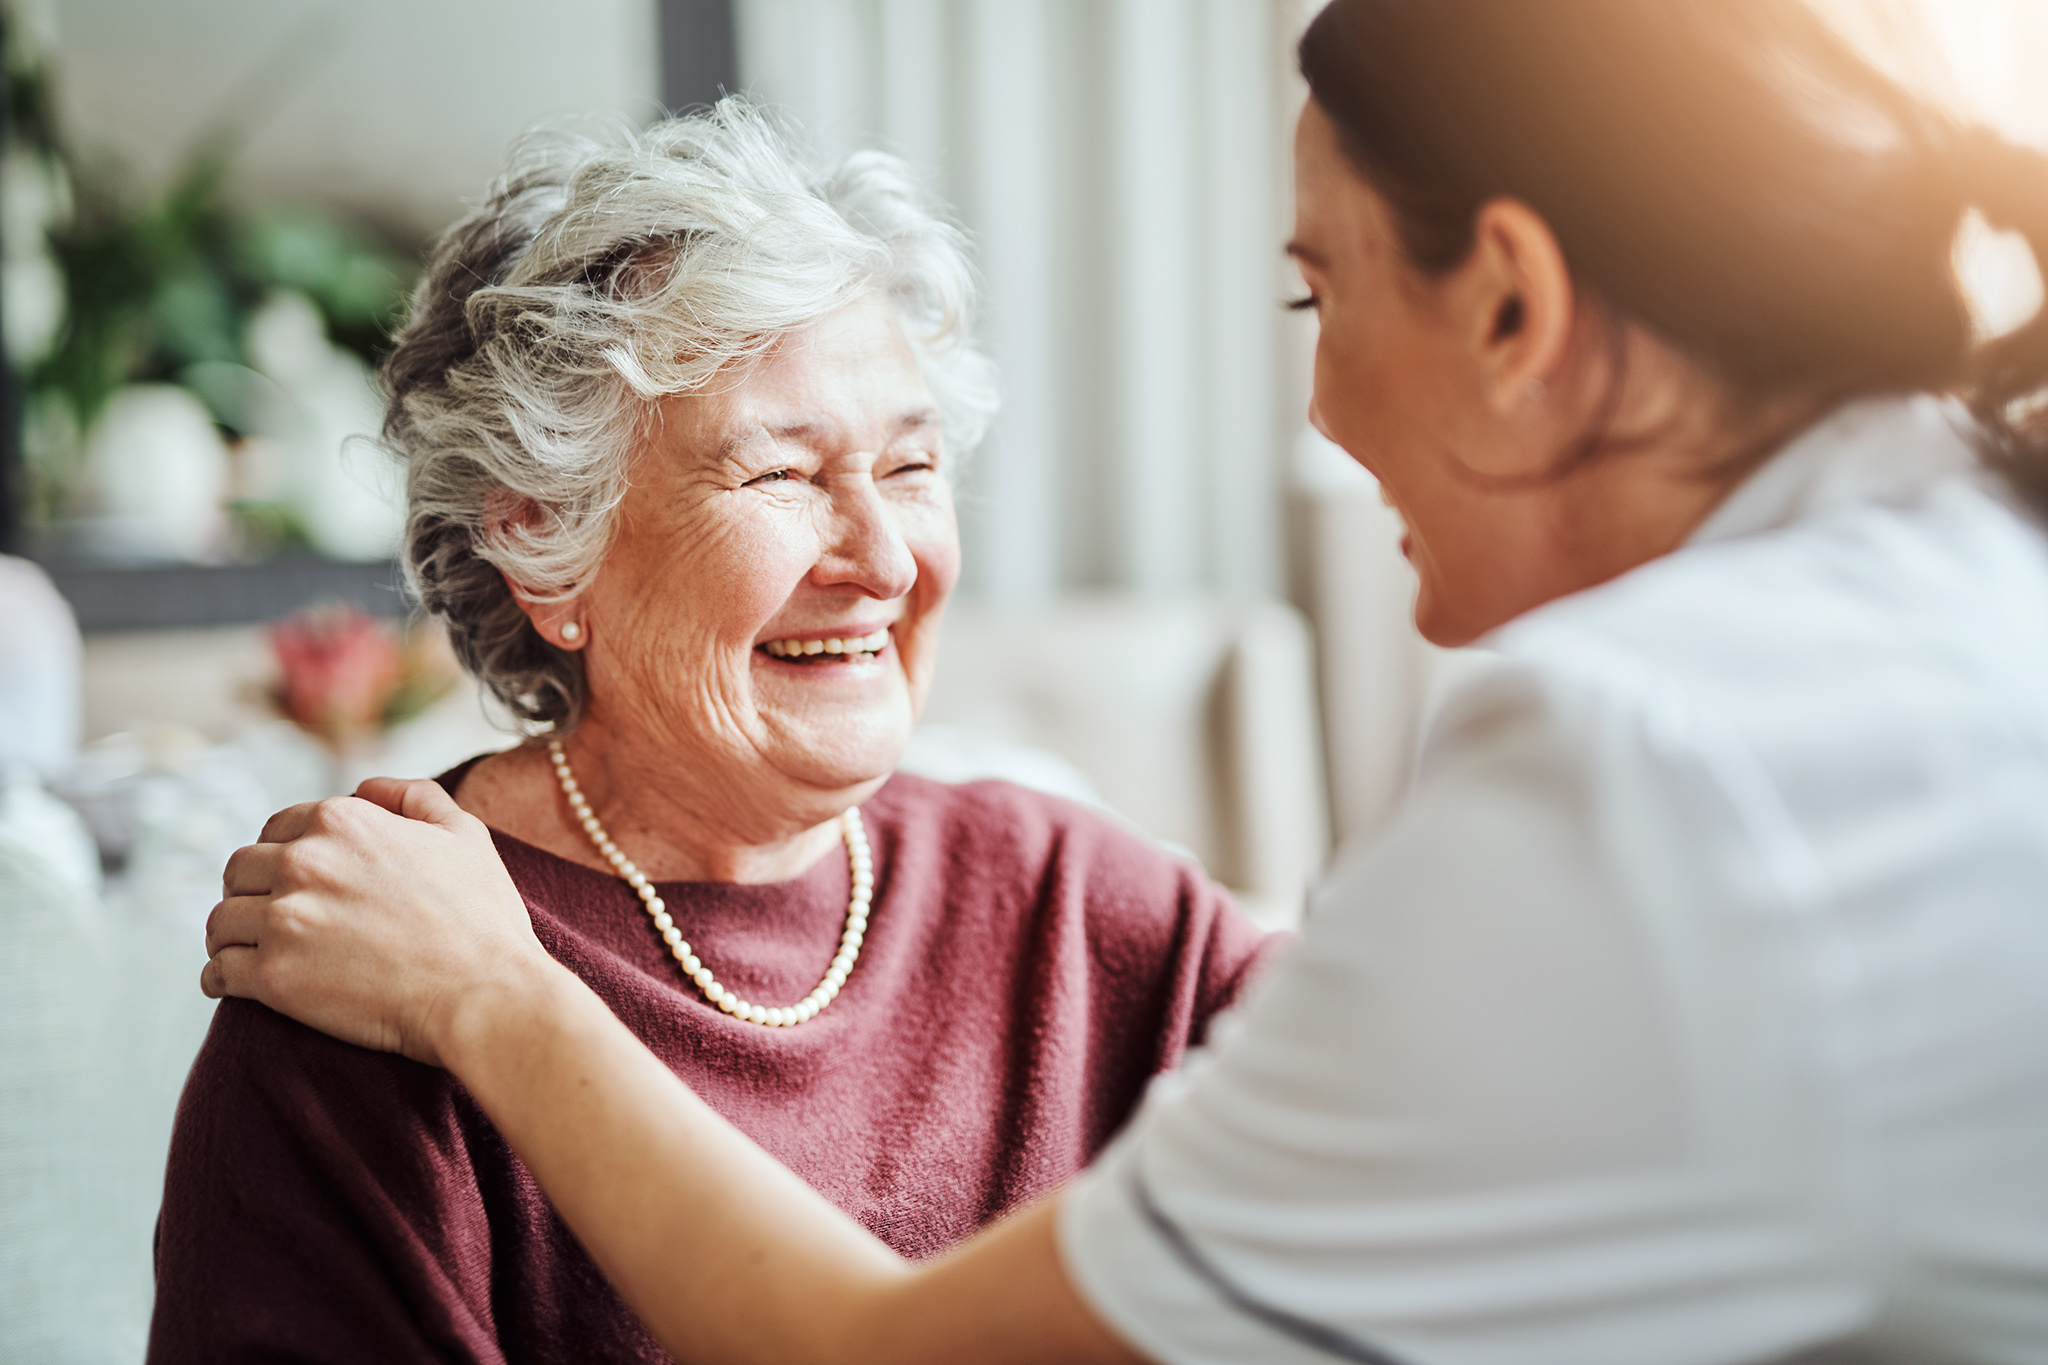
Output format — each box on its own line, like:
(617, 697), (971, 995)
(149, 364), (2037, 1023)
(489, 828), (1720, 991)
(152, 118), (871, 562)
(560, 621), (582, 643)
(1523, 377), (1548, 403)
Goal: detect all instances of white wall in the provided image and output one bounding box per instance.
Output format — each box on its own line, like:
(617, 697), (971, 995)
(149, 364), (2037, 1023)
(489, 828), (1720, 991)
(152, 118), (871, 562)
(47, 0), (661, 236)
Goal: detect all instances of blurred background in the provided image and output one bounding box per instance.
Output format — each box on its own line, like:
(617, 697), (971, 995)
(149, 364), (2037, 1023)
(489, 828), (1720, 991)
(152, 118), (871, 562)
(0, 0), (2043, 1358)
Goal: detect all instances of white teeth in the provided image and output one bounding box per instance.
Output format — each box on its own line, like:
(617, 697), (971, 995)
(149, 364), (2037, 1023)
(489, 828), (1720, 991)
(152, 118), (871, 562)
(762, 628), (891, 659)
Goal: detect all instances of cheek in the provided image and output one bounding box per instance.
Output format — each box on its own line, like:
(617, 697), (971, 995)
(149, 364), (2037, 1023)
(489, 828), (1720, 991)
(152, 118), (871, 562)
(606, 500), (820, 654)
(1310, 305), (1394, 452)
(889, 477), (961, 598)
(712, 519), (823, 630)
(1313, 300), (1464, 508)
(896, 498), (961, 689)
(909, 502), (961, 603)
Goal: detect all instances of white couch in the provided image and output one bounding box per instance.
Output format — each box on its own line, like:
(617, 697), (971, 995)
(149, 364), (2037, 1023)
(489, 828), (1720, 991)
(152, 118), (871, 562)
(911, 595), (1328, 930)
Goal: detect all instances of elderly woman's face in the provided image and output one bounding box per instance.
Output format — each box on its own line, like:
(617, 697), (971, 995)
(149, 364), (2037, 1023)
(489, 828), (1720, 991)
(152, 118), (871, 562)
(578, 296), (958, 811)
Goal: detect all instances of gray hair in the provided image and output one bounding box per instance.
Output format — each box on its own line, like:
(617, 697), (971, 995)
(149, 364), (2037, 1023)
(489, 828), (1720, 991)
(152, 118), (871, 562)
(383, 97), (998, 730)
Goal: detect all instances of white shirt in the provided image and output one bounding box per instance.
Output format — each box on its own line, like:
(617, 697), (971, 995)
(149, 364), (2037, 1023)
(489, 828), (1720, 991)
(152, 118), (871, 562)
(1061, 398), (2048, 1365)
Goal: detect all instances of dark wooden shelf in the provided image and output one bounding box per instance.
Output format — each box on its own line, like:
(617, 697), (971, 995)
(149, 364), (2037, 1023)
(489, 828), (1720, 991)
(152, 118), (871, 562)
(43, 556), (411, 633)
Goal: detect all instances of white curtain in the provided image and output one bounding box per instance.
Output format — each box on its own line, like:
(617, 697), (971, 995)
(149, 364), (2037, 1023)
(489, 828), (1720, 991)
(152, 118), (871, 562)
(734, 0), (1305, 604)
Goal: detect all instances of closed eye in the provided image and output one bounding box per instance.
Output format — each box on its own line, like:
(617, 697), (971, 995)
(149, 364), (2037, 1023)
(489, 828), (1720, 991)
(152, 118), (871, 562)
(1285, 294), (1319, 312)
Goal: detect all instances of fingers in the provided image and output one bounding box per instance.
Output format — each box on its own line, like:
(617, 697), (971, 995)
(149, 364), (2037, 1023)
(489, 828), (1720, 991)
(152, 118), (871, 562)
(221, 842), (283, 897)
(351, 776), (410, 815)
(356, 776), (470, 829)
(265, 785), (468, 856)
(200, 943), (274, 1002)
(205, 893), (276, 956)
(224, 801), (358, 901)
(259, 802), (322, 844)
(201, 944), (291, 1009)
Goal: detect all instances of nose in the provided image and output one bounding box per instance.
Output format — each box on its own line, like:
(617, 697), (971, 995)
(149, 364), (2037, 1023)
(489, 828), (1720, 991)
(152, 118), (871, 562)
(812, 474), (917, 600)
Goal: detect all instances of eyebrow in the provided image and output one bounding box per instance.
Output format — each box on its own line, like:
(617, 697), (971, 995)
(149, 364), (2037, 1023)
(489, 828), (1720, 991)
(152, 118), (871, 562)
(716, 408), (942, 463)
(1284, 240), (1325, 267)
(715, 425), (779, 465)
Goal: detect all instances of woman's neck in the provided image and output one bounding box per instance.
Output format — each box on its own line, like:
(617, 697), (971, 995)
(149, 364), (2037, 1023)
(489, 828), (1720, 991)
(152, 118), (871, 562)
(1517, 372), (1831, 622)
(453, 738), (849, 885)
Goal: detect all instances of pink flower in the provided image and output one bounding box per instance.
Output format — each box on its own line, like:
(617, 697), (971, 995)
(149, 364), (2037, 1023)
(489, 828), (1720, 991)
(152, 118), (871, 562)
(268, 605), (407, 749)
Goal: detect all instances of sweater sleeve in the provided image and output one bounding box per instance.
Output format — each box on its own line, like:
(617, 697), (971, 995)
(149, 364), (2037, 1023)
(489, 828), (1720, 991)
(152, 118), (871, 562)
(1159, 860), (1290, 1060)
(1188, 882), (1290, 1040)
(148, 999), (507, 1364)
(1049, 796), (1287, 1082)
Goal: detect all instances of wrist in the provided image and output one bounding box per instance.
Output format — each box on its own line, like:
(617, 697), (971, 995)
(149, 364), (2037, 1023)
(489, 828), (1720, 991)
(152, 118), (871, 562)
(433, 947), (585, 1077)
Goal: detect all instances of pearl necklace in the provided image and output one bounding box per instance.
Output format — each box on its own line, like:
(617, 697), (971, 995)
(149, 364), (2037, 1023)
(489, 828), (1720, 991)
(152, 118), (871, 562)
(547, 739), (871, 1028)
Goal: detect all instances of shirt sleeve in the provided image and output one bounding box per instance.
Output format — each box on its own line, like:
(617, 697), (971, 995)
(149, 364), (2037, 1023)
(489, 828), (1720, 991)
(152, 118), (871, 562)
(148, 999), (508, 1364)
(1058, 661), (1863, 1365)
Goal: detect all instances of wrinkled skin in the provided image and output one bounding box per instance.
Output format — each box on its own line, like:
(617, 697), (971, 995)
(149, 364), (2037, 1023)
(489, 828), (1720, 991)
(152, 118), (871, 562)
(206, 292), (962, 1054)
(468, 293), (960, 884)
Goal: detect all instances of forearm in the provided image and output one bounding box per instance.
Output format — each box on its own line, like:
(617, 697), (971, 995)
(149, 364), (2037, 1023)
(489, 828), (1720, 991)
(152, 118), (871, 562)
(443, 960), (911, 1363)
(442, 961), (1141, 1365)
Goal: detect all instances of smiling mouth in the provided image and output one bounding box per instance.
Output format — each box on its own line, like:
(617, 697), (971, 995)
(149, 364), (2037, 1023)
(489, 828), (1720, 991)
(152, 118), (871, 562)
(758, 627), (892, 664)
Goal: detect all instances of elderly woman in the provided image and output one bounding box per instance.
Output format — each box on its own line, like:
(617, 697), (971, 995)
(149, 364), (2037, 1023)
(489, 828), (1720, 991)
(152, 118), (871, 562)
(148, 103), (1273, 1363)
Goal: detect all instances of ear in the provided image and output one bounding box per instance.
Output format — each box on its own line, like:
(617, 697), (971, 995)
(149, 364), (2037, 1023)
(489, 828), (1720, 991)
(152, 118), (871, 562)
(1456, 198), (1576, 419)
(484, 491), (589, 653)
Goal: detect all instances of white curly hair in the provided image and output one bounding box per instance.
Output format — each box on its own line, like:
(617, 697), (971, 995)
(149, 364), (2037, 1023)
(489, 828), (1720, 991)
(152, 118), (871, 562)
(382, 97), (998, 729)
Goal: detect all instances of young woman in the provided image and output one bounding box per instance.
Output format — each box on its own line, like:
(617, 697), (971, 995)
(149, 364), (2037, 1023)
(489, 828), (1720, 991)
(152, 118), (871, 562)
(200, 2), (2048, 1361)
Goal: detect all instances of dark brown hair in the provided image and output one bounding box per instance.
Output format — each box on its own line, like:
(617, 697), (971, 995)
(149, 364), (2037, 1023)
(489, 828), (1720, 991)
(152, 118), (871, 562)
(1299, 0), (2048, 509)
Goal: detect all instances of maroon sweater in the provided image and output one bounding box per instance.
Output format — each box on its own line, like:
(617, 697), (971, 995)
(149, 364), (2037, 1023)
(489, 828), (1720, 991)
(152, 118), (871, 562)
(149, 770), (1275, 1363)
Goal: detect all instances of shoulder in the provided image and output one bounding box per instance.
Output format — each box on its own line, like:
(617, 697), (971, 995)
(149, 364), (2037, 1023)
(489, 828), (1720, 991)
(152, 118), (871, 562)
(864, 771), (1251, 935)
(173, 996), (466, 1158)
(866, 770), (1197, 884)
(866, 771), (1274, 995)
(161, 999), (490, 1271)
(1473, 482), (2048, 774)
(1406, 482), (2048, 926)
(155, 1006), (502, 1360)
(1499, 478), (2048, 703)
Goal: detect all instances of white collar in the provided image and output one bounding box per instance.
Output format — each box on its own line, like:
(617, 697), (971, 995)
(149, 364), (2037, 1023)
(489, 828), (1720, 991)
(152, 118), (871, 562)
(1687, 395), (1983, 549)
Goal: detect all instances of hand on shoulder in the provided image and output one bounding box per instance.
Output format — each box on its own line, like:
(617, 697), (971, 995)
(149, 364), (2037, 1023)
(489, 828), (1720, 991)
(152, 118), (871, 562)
(203, 776), (569, 1068)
